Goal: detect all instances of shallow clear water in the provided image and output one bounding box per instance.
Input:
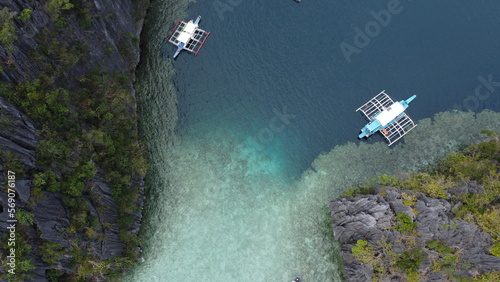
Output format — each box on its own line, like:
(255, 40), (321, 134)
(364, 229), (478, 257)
(126, 0), (500, 281)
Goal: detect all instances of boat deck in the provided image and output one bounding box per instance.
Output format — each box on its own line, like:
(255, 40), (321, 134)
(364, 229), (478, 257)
(380, 114), (416, 146)
(356, 90), (395, 120)
(167, 20), (210, 55)
(357, 90), (417, 146)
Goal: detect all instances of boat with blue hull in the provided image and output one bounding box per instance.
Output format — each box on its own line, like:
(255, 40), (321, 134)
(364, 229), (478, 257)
(357, 91), (417, 146)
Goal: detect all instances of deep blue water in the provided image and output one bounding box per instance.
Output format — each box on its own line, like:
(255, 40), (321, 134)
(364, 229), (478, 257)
(172, 0), (500, 175)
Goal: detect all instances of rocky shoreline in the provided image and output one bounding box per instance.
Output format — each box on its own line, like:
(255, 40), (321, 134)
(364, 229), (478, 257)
(329, 185), (500, 281)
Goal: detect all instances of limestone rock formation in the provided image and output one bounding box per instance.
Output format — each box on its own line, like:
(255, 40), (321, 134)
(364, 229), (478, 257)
(329, 186), (500, 281)
(0, 0), (147, 279)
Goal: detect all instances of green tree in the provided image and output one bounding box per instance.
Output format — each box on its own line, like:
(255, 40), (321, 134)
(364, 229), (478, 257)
(438, 152), (495, 181)
(18, 9), (32, 21)
(33, 170), (61, 192)
(490, 242), (500, 257)
(37, 139), (71, 167)
(394, 213), (416, 234)
(377, 174), (400, 186)
(396, 249), (427, 273)
(45, 0), (74, 18)
(16, 209), (35, 226)
(0, 7), (17, 52)
(40, 241), (65, 265)
(1, 150), (26, 178)
(400, 173), (451, 199)
(351, 239), (376, 265)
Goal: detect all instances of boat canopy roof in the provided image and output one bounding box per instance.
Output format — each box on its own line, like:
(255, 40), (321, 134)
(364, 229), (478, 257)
(166, 16), (210, 57)
(375, 102), (405, 126)
(183, 22), (197, 33)
(177, 32), (191, 44)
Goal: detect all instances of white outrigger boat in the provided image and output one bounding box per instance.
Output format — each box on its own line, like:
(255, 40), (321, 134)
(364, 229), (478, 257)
(356, 90), (417, 146)
(166, 16), (210, 59)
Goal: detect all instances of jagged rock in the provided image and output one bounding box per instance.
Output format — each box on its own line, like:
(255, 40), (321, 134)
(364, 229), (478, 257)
(33, 192), (70, 247)
(90, 172), (126, 259)
(15, 179), (31, 202)
(330, 187), (500, 281)
(449, 180), (484, 195)
(0, 96), (38, 232)
(427, 270), (448, 281)
(330, 194), (397, 244)
(342, 252), (372, 282)
(0, 96), (38, 168)
(383, 187), (414, 219)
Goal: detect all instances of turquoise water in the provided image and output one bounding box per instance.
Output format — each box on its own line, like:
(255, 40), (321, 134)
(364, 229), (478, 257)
(126, 0), (500, 281)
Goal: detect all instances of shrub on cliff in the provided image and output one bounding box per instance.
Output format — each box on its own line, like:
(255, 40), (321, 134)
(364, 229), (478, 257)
(0, 7), (17, 53)
(473, 271), (500, 281)
(396, 249), (427, 274)
(491, 242), (500, 257)
(351, 239), (376, 265)
(45, 0), (74, 19)
(394, 213), (416, 234)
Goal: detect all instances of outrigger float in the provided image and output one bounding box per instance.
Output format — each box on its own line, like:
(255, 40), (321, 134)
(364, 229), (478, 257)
(166, 16), (210, 59)
(356, 90), (417, 146)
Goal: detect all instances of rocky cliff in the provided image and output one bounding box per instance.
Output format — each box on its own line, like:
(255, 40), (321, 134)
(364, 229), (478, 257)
(0, 0), (148, 280)
(330, 186), (500, 281)
(0, 0), (144, 84)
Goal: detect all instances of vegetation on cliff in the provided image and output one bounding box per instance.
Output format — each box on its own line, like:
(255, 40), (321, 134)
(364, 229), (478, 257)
(340, 131), (500, 281)
(0, 0), (149, 280)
